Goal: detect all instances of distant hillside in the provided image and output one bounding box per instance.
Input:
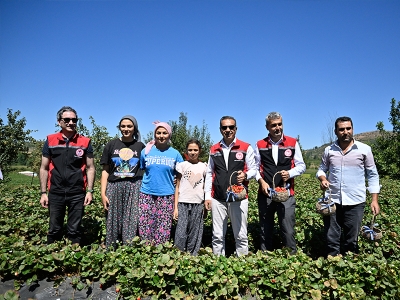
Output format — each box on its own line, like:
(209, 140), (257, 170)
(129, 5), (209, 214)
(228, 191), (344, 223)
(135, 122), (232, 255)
(304, 130), (381, 169)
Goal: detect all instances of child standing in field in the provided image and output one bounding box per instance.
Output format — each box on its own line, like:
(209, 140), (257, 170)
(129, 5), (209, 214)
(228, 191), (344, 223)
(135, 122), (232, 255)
(173, 139), (207, 255)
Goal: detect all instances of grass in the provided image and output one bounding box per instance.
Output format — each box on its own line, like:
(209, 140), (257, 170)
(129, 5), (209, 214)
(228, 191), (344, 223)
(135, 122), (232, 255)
(2, 170), (40, 187)
(303, 167), (317, 178)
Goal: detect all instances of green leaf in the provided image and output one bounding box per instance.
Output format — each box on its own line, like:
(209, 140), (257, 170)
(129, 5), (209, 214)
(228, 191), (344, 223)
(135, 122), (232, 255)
(167, 268), (176, 275)
(218, 287), (227, 296)
(76, 282), (85, 291)
(152, 275), (160, 285)
(309, 289), (322, 300)
(287, 269), (295, 279)
(107, 268), (119, 276)
(315, 258), (323, 268)
(51, 252), (65, 261)
(161, 254), (170, 265)
(2, 290), (19, 300)
(329, 279), (338, 289)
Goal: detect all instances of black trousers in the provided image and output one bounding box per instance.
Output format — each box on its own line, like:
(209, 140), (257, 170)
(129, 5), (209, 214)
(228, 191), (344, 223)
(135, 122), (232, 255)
(47, 192), (85, 244)
(323, 202), (365, 256)
(257, 193), (296, 252)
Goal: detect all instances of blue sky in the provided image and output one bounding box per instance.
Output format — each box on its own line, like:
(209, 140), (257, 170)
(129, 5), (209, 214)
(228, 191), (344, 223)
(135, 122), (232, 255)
(1, 0), (399, 150)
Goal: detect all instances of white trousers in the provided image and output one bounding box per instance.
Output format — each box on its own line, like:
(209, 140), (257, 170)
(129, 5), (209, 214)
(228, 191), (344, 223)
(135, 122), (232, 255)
(211, 198), (248, 256)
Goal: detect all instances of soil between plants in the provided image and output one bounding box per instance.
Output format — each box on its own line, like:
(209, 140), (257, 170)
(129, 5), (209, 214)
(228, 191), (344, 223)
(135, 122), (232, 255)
(0, 278), (118, 300)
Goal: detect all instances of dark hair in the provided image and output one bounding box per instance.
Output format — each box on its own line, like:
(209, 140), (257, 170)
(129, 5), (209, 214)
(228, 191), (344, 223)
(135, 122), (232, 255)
(57, 106), (78, 120)
(186, 139), (202, 151)
(220, 116), (236, 127)
(335, 116), (353, 131)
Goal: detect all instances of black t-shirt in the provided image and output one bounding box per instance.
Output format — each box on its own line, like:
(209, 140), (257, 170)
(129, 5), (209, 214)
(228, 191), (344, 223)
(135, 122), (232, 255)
(100, 139), (145, 182)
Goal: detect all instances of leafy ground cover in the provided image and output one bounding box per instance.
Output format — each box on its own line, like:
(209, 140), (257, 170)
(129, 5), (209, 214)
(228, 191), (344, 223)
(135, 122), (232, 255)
(0, 177), (399, 299)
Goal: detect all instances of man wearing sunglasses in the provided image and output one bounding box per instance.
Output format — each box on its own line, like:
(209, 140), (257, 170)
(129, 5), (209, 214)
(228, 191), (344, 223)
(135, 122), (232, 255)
(39, 106), (95, 245)
(204, 116), (257, 256)
(255, 111), (306, 255)
(317, 116), (380, 256)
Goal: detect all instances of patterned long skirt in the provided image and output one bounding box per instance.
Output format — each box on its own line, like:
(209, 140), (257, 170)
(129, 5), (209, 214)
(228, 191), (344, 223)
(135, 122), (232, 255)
(138, 193), (174, 246)
(105, 178), (141, 248)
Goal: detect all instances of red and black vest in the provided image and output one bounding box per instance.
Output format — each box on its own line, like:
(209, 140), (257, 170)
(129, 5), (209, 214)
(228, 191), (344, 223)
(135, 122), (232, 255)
(256, 135), (297, 196)
(47, 132), (91, 194)
(209, 139), (250, 201)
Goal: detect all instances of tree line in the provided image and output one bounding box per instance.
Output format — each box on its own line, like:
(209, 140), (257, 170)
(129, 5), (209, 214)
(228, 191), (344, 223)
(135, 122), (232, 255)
(1, 99), (399, 180)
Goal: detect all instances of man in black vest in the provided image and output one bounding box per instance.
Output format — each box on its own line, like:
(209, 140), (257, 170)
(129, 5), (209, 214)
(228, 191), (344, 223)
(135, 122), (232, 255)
(39, 106), (95, 245)
(255, 112), (306, 254)
(204, 116), (257, 256)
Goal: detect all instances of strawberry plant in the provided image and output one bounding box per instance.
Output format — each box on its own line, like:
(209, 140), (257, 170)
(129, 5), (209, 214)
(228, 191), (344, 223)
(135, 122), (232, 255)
(1, 176), (399, 299)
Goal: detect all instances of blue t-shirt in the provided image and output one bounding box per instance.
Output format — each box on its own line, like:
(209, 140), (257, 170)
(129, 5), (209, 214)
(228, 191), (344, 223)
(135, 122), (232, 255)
(140, 146), (184, 196)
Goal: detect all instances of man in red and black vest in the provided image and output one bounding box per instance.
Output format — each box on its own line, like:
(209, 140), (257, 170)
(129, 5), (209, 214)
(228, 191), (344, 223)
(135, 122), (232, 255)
(255, 112), (306, 254)
(39, 106), (95, 245)
(204, 116), (257, 256)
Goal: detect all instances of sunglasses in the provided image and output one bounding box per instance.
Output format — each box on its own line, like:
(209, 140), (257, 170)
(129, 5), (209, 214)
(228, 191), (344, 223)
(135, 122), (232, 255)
(270, 123), (282, 128)
(220, 125), (236, 130)
(61, 118), (78, 124)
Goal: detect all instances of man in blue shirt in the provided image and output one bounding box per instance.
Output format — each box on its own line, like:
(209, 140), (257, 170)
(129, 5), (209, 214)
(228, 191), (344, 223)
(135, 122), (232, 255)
(317, 116), (380, 256)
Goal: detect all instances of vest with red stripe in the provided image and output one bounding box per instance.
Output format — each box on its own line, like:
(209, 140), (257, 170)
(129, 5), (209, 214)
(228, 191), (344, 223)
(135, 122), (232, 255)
(257, 135), (297, 196)
(209, 139), (250, 201)
(47, 132), (91, 194)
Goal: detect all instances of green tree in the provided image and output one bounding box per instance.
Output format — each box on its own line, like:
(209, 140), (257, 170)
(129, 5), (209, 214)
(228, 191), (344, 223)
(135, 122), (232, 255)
(145, 112), (213, 162)
(0, 109), (34, 180)
(372, 98), (400, 179)
(26, 139), (45, 174)
(77, 116), (113, 178)
(75, 117), (90, 137)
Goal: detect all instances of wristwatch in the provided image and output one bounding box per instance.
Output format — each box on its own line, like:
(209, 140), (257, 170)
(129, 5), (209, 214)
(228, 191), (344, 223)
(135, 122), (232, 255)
(40, 191), (47, 195)
(87, 189), (94, 193)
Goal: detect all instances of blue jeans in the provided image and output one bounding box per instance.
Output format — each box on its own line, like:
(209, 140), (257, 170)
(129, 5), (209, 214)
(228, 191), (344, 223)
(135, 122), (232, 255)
(47, 192), (85, 244)
(323, 202), (365, 256)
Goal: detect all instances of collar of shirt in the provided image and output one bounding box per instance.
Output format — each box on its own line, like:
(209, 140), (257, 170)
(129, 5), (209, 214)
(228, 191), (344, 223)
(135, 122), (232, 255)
(333, 138), (356, 154)
(219, 137), (237, 149)
(219, 137), (237, 169)
(57, 131), (78, 142)
(268, 134), (283, 145)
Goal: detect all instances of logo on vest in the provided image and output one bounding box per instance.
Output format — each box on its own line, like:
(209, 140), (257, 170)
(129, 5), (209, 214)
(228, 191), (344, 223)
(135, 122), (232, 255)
(236, 152), (244, 160)
(75, 148), (84, 157)
(284, 149), (292, 157)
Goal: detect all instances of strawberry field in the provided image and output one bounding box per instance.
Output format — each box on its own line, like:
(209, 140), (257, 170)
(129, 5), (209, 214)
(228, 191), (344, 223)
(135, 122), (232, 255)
(1, 176), (399, 299)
